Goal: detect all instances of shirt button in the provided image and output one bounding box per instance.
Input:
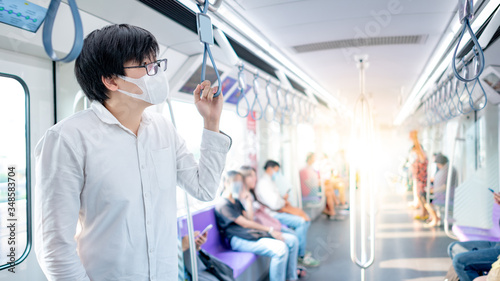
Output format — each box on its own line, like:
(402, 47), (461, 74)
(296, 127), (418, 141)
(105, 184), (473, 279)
(144, 193), (148, 198)
(141, 165), (145, 169)
(150, 248), (154, 253)
(147, 221), (151, 225)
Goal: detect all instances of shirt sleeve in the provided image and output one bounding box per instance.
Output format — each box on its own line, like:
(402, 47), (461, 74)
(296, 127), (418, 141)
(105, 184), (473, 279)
(175, 128), (231, 201)
(34, 130), (90, 281)
(255, 178), (285, 211)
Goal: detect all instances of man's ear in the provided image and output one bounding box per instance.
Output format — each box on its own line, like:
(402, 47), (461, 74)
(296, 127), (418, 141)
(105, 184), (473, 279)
(102, 75), (119, 92)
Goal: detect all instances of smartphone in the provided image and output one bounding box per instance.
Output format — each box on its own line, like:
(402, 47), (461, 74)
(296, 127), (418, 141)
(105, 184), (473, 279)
(196, 224), (213, 238)
(489, 188), (496, 193)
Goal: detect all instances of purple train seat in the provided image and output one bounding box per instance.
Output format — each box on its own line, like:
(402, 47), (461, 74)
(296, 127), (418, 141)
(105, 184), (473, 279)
(177, 206), (259, 278)
(452, 203), (500, 242)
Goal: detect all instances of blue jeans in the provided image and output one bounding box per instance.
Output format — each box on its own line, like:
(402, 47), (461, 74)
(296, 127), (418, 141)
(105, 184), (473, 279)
(231, 234), (298, 281)
(448, 241), (500, 281)
(273, 212), (310, 257)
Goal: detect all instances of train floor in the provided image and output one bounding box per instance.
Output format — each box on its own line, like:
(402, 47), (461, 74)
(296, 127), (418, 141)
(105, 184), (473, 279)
(298, 191), (454, 281)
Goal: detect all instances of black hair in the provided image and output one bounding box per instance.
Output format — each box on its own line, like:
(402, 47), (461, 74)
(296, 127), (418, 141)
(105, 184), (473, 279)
(75, 24), (159, 103)
(226, 170), (242, 180)
(434, 153), (449, 165)
(263, 160), (280, 170)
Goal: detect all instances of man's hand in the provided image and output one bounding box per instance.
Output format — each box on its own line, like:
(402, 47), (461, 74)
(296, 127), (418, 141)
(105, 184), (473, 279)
(193, 80), (223, 132)
(494, 192), (500, 206)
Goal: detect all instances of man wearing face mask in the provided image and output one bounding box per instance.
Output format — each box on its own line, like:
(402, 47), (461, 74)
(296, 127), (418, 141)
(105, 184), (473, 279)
(254, 160), (320, 267)
(34, 24), (231, 281)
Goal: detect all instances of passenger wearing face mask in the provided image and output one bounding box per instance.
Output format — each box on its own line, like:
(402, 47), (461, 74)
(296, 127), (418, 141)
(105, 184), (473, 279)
(34, 24), (231, 281)
(215, 171), (299, 281)
(254, 160), (321, 267)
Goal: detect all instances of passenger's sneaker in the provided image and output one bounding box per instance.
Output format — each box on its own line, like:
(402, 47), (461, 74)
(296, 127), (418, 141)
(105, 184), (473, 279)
(298, 254), (320, 267)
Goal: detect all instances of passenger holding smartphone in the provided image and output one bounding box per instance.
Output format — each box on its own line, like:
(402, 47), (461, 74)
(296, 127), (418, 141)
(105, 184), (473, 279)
(448, 190), (500, 281)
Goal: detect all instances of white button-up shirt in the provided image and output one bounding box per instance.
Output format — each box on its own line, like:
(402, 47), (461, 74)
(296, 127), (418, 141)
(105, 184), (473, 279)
(34, 101), (231, 281)
(255, 173), (285, 212)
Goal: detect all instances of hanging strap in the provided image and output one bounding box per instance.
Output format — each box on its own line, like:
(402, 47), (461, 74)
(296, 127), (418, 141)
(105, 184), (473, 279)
(452, 0), (485, 82)
(250, 73), (264, 120)
(263, 80), (276, 122)
(197, 1), (221, 97)
(42, 0), (84, 62)
(236, 65), (250, 118)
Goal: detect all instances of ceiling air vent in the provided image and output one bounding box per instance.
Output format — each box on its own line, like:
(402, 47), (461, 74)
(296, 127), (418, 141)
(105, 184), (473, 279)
(293, 35), (428, 53)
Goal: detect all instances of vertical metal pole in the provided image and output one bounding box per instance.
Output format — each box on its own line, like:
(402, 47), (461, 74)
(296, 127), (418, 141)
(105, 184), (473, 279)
(167, 99), (198, 281)
(349, 58), (376, 281)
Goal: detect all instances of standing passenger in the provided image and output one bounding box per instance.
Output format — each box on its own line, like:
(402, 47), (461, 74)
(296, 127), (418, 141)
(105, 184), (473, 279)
(34, 24), (231, 280)
(409, 130), (429, 220)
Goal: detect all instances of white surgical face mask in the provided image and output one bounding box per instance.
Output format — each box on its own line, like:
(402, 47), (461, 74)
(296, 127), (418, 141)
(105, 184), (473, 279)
(117, 71), (169, 105)
(232, 182), (243, 199)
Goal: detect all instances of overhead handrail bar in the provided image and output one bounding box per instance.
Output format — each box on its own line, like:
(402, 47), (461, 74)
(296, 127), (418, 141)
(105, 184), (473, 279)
(42, 0), (84, 62)
(236, 64), (250, 118)
(197, 0), (222, 97)
(452, 0), (485, 82)
(444, 123), (461, 240)
(250, 73), (264, 120)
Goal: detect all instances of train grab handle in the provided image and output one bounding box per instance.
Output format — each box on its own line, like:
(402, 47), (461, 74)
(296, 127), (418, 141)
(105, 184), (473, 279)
(452, 0), (485, 83)
(197, 0), (222, 98)
(42, 0), (84, 62)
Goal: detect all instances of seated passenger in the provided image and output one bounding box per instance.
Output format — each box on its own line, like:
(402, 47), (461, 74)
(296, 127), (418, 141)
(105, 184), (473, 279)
(215, 171), (299, 281)
(239, 166), (307, 277)
(299, 153), (344, 220)
(424, 153), (457, 227)
(324, 169), (348, 208)
(448, 191), (500, 281)
(181, 231), (235, 281)
(254, 160), (321, 267)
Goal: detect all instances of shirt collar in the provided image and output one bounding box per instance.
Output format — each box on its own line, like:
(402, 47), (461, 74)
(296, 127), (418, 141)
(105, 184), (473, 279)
(91, 100), (153, 127)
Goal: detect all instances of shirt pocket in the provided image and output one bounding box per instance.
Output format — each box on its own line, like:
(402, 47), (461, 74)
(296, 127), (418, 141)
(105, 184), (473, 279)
(151, 147), (177, 190)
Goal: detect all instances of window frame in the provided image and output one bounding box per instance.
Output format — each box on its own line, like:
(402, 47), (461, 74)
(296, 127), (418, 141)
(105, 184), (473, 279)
(0, 72), (32, 271)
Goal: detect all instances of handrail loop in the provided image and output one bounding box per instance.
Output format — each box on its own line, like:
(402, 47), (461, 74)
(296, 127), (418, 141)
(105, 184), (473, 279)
(250, 73), (264, 120)
(297, 96), (305, 123)
(42, 0), (84, 62)
(282, 89), (291, 125)
(197, 0), (222, 97)
(263, 79), (276, 122)
(452, 0), (485, 82)
(274, 86), (283, 124)
(456, 62), (475, 115)
(236, 64), (250, 118)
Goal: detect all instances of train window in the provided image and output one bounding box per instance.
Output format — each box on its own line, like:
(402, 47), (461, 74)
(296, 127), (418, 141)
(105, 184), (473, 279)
(0, 73), (31, 271)
(163, 100), (246, 216)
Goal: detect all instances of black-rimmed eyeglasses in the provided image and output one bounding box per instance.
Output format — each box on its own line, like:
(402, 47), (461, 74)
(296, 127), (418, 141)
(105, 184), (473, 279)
(123, 59), (168, 76)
